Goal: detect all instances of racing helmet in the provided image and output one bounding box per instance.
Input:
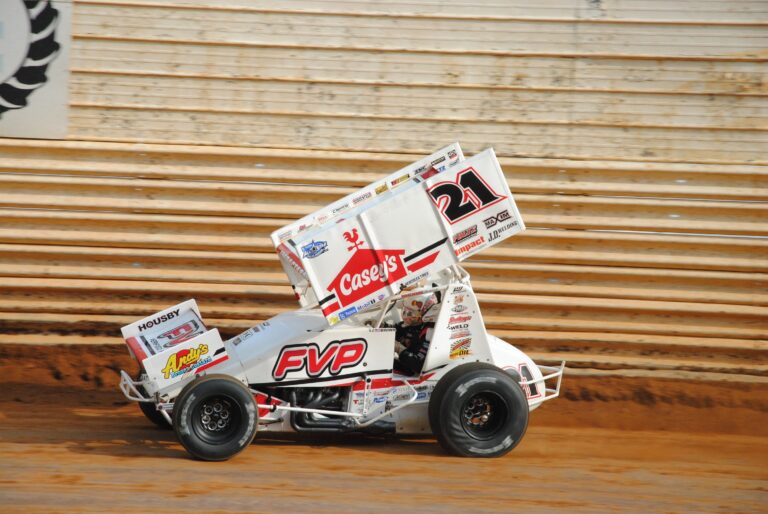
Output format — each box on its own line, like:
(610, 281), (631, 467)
(401, 293), (439, 326)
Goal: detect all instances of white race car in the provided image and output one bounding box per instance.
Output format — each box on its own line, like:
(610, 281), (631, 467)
(119, 143), (565, 460)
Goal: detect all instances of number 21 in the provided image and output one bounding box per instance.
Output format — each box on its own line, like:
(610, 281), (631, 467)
(427, 168), (505, 224)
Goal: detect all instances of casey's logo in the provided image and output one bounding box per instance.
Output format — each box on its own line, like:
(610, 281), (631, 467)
(162, 344), (209, 379)
(326, 229), (407, 308)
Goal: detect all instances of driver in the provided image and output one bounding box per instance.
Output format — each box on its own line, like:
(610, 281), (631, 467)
(394, 292), (440, 375)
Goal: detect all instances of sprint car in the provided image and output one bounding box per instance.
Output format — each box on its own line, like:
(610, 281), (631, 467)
(119, 143), (564, 460)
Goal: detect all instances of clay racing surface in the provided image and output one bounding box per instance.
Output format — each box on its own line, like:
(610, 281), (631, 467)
(0, 345), (766, 513)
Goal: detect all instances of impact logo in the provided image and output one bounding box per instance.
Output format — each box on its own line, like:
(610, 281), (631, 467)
(0, 1), (60, 116)
(161, 344), (210, 379)
(272, 338), (367, 381)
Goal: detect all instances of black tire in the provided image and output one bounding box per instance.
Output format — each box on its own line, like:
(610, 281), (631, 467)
(135, 374), (171, 429)
(172, 375), (258, 461)
(429, 363), (529, 457)
(139, 400), (172, 429)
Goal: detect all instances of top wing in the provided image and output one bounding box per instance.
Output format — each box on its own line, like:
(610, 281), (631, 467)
(272, 145), (525, 325)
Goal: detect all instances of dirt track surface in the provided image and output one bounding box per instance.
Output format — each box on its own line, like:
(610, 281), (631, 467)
(1, 346), (767, 513)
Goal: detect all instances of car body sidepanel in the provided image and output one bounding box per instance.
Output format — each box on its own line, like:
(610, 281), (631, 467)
(233, 324), (396, 386)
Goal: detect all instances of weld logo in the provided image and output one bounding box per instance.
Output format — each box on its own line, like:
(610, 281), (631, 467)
(483, 210), (511, 229)
(161, 344), (209, 379)
(272, 339), (367, 381)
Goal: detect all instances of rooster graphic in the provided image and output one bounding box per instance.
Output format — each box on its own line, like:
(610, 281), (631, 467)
(343, 228), (364, 252)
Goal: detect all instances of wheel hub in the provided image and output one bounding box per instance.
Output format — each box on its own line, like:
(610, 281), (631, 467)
(460, 391), (508, 440)
(463, 396), (494, 428)
(199, 399), (232, 432)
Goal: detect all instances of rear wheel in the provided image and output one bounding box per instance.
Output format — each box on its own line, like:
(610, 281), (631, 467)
(173, 375), (258, 461)
(429, 363), (529, 457)
(139, 399), (171, 429)
(135, 374), (170, 429)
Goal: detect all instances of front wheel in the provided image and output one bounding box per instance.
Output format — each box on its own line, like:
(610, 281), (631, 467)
(172, 375), (258, 461)
(429, 363), (529, 457)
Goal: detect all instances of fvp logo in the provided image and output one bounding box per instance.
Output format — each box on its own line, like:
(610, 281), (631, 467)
(0, 0), (60, 116)
(272, 339), (367, 381)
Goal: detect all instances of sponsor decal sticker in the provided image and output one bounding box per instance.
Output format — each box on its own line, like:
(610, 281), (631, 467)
(357, 297), (379, 311)
(448, 323), (469, 331)
(455, 235), (486, 257)
(137, 309), (181, 332)
(450, 338), (472, 359)
(519, 363), (542, 399)
(483, 209), (512, 229)
(452, 304), (467, 313)
(332, 203), (350, 215)
(451, 285), (465, 294)
(375, 183), (389, 195)
(161, 344), (210, 379)
(452, 225), (477, 245)
(353, 191), (372, 205)
(418, 166), (440, 180)
(454, 294), (465, 304)
(400, 271), (429, 289)
(449, 314), (471, 324)
(278, 245), (308, 279)
(450, 330), (471, 340)
(431, 156), (446, 166)
(390, 174), (410, 188)
(326, 228), (408, 309)
(272, 339), (367, 381)
(489, 221), (519, 242)
(338, 306), (358, 320)
(159, 320), (205, 348)
(301, 240), (328, 259)
(428, 168), (506, 224)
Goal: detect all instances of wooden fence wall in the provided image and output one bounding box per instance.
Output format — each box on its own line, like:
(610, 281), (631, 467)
(0, 0), (766, 383)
